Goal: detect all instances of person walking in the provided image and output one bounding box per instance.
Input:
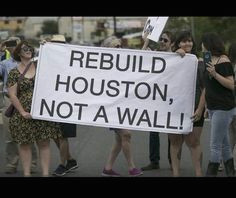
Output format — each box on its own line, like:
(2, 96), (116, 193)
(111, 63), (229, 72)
(101, 36), (143, 177)
(40, 35), (79, 177)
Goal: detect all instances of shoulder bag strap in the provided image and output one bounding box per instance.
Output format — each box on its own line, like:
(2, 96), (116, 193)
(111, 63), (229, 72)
(16, 61), (32, 94)
(18, 61), (32, 81)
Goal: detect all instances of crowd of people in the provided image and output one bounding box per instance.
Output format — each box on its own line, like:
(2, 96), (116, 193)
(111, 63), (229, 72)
(0, 27), (236, 177)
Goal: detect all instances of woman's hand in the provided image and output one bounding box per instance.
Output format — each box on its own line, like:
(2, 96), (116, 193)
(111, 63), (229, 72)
(21, 111), (32, 119)
(204, 109), (209, 119)
(176, 48), (186, 58)
(39, 40), (47, 45)
(191, 108), (203, 122)
(206, 62), (217, 78)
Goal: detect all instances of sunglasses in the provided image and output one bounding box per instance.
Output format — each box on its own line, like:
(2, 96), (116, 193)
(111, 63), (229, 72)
(21, 46), (34, 53)
(159, 38), (169, 43)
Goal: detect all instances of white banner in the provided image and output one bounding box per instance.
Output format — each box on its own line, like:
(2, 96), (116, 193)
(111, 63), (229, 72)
(142, 17), (169, 42)
(31, 43), (198, 134)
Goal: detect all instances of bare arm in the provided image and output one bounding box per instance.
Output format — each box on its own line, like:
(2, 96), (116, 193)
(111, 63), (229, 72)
(191, 88), (206, 122)
(206, 62), (234, 91)
(198, 88), (206, 113)
(214, 74), (234, 91)
(142, 32), (150, 50)
(8, 83), (32, 119)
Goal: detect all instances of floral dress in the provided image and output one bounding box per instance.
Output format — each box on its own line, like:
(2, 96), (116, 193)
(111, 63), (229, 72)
(7, 68), (62, 144)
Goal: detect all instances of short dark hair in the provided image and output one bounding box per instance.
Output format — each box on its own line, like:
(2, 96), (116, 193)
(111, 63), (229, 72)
(201, 32), (225, 57)
(228, 42), (236, 65)
(13, 41), (35, 62)
(173, 30), (196, 55)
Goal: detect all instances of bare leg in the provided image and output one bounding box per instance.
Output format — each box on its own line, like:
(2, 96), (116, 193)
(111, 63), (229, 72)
(119, 129), (135, 170)
(185, 127), (203, 177)
(37, 139), (50, 176)
(54, 138), (72, 165)
(19, 144), (32, 176)
(59, 138), (72, 165)
(104, 132), (122, 170)
(168, 134), (184, 177)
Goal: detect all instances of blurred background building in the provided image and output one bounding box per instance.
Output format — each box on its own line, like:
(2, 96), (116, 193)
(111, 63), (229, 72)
(0, 17), (27, 40)
(0, 16), (147, 48)
(1, 16), (236, 50)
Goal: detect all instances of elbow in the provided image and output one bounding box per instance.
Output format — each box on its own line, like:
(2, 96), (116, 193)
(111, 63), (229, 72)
(8, 94), (17, 102)
(229, 84), (234, 91)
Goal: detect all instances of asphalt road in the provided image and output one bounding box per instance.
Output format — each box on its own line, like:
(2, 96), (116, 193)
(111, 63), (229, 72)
(0, 114), (227, 177)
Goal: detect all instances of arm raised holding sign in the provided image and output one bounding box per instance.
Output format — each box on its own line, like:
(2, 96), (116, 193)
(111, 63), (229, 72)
(142, 31), (150, 50)
(141, 31), (177, 172)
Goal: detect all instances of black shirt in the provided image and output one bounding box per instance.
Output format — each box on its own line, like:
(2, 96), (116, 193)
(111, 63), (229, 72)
(205, 62), (235, 110)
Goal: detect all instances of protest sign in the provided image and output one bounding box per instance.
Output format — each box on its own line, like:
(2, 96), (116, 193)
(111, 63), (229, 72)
(142, 17), (169, 42)
(31, 43), (198, 134)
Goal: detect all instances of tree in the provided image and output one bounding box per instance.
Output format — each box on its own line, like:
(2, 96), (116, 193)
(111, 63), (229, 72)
(41, 20), (58, 35)
(164, 17), (236, 52)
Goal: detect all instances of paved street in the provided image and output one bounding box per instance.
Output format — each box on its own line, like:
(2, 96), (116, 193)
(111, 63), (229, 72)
(0, 112), (227, 177)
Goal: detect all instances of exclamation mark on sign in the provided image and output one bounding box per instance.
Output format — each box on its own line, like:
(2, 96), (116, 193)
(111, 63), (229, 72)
(179, 113), (184, 130)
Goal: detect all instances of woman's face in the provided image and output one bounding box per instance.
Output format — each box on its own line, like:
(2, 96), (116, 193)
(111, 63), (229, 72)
(159, 33), (172, 51)
(178, 37), (193, 53)
(20, 44), (33, 59)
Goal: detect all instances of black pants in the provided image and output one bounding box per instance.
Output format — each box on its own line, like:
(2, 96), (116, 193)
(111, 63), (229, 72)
(149, 132), (171, 164)
(61, 123), (77, 138)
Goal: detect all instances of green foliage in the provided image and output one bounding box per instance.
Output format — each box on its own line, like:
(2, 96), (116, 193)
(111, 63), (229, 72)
(41, 20), (58, 35)
(164, 17), (236, 54)
(165, 17), (191, 34)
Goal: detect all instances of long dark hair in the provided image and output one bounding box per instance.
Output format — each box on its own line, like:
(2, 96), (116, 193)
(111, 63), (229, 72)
(173, 30), (197, 55)
(228, 42), (236, 65)
(201, 32), (226, 57)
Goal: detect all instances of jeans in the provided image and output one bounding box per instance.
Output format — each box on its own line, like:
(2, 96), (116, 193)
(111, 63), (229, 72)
(229, 108), (236, 165)
(229, 115), (236, 152)
(149, 132), (160, 164)
(208, 108), (234, 163)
